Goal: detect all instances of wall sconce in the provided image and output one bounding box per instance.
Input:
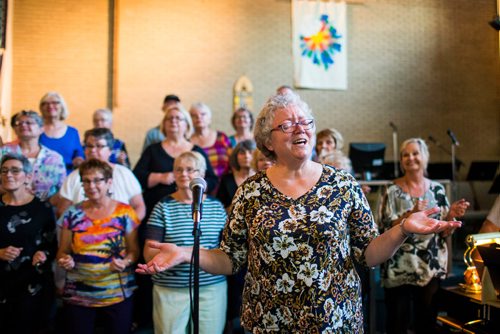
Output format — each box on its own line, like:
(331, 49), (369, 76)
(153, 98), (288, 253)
(461, 232), (500, 293)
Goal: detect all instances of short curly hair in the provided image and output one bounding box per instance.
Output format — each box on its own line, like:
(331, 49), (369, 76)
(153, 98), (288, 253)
(79, 158), (113, 180)
(254, 93), (313, 160)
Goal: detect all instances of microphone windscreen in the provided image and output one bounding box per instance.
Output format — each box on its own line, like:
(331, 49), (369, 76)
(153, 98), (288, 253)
(189, 177), (207, 191)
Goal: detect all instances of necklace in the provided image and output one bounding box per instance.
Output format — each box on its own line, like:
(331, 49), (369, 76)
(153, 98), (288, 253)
(404, 178), (426, 202)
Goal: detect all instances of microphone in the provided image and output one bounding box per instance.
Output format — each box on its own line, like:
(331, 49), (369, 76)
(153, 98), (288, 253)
(389, 122), (397, 131)
(428, 135), (438, 144)
(447, 129), (460, 146)
(189, 177), (207, 222)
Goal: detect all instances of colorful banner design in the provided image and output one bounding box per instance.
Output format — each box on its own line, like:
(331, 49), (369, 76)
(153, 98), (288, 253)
(292, 0), (347, 90)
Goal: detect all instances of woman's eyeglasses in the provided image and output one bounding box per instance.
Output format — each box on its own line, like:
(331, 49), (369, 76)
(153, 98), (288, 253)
(14, 120), (38, 127)
(85, 144), (108, 150)
(41, 101), (61, 106)
(0, 167), (24, 175)
(81, 178), (107, 186)
(165, 116), (185, 122)
(174, 167), (199, 175)
(270, 119), (315, 133)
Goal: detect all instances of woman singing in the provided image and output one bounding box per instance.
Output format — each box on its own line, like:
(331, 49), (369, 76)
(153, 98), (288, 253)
(138, 93), (462, 333)
(0, 154), (56, 333)
(57, 159), (140, 334)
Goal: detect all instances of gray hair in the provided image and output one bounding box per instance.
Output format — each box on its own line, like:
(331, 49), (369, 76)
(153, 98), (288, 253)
(190, 102), (212, 119)
(12, 110), (44, 128)
(93, 108), (113, 122)
(1, 153), (33, 174)
(254, 93), (313, 160)
(39, 91), (69, 120)
(84, 128), (115, 148)
(399, 138), (430, 173)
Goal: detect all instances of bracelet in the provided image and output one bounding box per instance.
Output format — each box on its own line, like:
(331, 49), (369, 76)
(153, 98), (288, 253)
(399, 218), (414, 238)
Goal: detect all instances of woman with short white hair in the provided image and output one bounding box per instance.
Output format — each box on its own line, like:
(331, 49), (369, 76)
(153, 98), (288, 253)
(92, 108), (131, 168)
(39, 92), (84, 174)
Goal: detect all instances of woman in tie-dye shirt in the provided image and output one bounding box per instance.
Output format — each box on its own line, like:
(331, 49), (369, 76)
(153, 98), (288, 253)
(57, 159), (139, 333)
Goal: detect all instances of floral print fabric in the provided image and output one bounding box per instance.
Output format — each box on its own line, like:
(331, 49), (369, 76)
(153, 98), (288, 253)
(220, 165), (378, 333)
(0, 143), (66, 201)
(380, 181), (450, 288)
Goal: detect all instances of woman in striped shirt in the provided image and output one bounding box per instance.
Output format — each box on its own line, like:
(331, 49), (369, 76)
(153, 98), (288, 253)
(144, 151), (227, 333)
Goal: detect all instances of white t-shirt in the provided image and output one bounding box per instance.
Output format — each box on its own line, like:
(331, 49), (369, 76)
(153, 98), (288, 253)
(487, 195), (500, 227)
(59, 164), (142, 204)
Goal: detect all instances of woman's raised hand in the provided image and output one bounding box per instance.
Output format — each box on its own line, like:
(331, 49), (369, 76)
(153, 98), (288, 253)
(136, 241), (188, 275)
(404, 207), (462, 236)
(448, 198), (470, 219)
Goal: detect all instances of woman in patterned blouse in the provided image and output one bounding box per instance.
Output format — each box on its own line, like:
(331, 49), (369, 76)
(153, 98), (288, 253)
(137, 93), (462, 333)
(380, 138), (469, 334)
(0, 110), (66, 204)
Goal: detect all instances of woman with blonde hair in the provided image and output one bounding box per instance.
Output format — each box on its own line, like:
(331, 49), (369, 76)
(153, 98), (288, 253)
(134, 104), (218, 218)
(144, 151), (227, 333)
(380, 138), (470, 333)
(39, 92), (84, 174)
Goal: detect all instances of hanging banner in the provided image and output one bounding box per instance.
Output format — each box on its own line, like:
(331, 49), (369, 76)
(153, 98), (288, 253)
(292, 0), (347, 90)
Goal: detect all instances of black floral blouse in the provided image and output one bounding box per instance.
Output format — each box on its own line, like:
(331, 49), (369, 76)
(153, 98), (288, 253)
(220, 165), (378, 333)
(380, 181), (450, 289)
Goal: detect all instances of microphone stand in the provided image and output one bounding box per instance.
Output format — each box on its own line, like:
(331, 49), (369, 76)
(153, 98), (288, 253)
(192, 211), (202, 334)
(389, 123), (399, 178)
(451, 141), (458, 201)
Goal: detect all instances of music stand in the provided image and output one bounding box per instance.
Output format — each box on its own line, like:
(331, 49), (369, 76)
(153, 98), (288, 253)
(427, 162), (454, 180)
(489, 174), (500, 194)
(466, 161), (499, 181)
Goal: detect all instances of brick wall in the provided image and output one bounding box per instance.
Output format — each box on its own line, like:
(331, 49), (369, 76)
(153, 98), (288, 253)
(10, 0), (500, 174)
